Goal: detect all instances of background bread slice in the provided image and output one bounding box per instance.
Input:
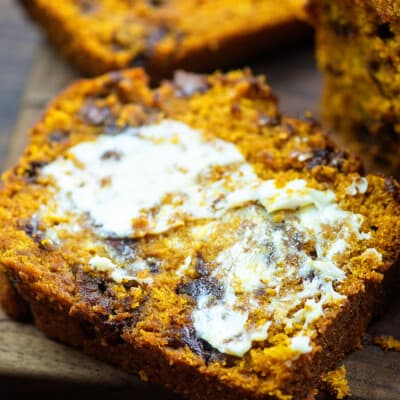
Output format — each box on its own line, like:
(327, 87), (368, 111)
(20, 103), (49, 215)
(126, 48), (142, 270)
(18, 0), (309, 79)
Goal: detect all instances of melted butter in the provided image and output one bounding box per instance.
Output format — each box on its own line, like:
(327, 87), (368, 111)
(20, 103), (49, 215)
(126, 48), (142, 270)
(42, 120), (247, 238)
(39, 119), (380, 358)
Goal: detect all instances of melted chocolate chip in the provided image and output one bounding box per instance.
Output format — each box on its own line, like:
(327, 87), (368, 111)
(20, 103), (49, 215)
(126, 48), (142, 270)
(300, 112), (320, 128)
(147, 27), (168, 50)
(180, 326), (223, 364)
(128, 26), (168, 68)
(309, 248), (318, 259)
(102, 315), (139, 345)
(173, 71), (209, 97)
(80, 104), (111, 126)
(76, 272), (111, 312)
(176, 277), (223, 299)
(103, 121), (121, 135)
(195, 254), (209, 277)
(49, 130), (69, 143)
(307, 148), (346, 171)
(148, 258), (160, 273)
(377, 23), (394, 40)
(106, 238), (137, 260)
(101, 150), (122, 161)
(282, 123), (296, 136)
(23, 160), (47, 182)
(129, 51), (149, 68)
(22, 217), (43, 242)
(304, 271), (316, 282)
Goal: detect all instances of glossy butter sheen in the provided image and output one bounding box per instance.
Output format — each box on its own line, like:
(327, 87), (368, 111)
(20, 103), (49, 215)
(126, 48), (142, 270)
(40, 120), (378, 357)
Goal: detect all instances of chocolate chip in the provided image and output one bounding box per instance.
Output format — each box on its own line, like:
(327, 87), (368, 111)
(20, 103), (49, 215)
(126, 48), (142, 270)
(101, 150), (122, 161)
(282, 123), (296, 136)
(106, 238), (137, 260)
(173, 70), (209, 97)
(377, 23), (394, 40)
(75, 272), (111, 312)
(307, 149), (331, 169)
(368, 60), (380, 73)
(22, 217), (43, 242)
(103, 121), (121, 135)
(49, 130), (68, 143)
(176, 277), (223, 299)
(80, 104), (110, 126)
(23, 160), (47, 182)
(147, 27), (168, 51)
(304, 271), (316, 282)
(258, 113), (280, 126)
(195, 254), (209, 277)
(148, 258), (160, 273)
(307, 148), (346, 171)
(300, 112), (320, 128)
(129, 51), (149, 68)
(309, 248), (318, 259)
(128, 26), (168, 68)
(180, 326), (223, 364)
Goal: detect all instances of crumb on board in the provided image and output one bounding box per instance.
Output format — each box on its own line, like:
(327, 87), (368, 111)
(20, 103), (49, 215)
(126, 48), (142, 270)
(321, 365), (351, 399)
(374, 335), (400, 352)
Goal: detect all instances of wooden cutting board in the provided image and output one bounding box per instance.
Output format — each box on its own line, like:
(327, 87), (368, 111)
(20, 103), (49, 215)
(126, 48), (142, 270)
(1, 42), (400, 400)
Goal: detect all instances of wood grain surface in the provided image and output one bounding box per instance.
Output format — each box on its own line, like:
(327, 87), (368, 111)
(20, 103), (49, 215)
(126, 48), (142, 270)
(0, 4), (399, 399)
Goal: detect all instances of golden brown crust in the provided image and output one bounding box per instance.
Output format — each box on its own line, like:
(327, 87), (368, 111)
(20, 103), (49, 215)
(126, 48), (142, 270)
(19, 0), (309, 79)
(1, 68), (399, 400)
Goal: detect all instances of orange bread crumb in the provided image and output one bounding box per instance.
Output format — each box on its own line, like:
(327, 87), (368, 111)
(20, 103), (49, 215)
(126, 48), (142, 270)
(322, 365), (351, 399)
(374, 335), (400, 352)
